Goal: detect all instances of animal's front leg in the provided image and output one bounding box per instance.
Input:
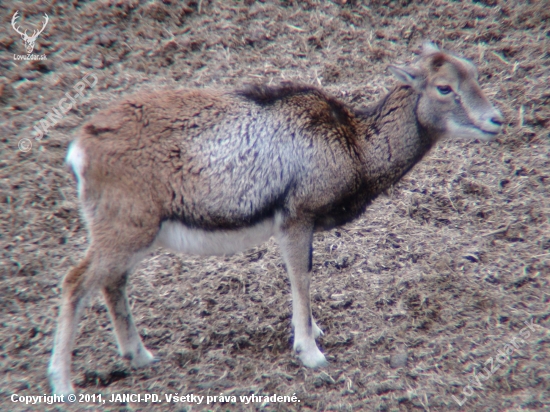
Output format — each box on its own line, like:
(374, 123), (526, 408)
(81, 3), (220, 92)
(277, 219), (328, 368)
(292, 315), (324, 338)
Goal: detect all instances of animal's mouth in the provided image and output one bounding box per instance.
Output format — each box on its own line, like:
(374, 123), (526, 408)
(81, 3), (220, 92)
(476, 128), (500, 142)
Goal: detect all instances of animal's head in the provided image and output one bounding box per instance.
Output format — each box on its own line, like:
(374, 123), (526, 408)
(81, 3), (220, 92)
(11, 11), (49, 55)
(389, 42), (503, 142)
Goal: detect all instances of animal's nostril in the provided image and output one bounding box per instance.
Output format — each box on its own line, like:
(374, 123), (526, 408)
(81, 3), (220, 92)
(490, 114), (504, 126)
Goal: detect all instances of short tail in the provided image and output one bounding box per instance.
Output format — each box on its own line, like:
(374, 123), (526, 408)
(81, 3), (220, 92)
(66, 141), (85, 197)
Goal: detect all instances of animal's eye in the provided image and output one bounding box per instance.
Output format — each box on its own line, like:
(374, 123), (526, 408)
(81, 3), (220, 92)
(437, 85), (453, 95)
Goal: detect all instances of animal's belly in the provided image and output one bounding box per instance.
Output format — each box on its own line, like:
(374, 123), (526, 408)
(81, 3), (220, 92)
(155, 218), (277, 256)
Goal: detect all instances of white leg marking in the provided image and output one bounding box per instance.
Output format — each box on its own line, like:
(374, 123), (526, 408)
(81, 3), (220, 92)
(294, 316), (324, 339)
(48, 294), (91, 395)
(291, 299), (328, 368)
(277, 222), (327, 368)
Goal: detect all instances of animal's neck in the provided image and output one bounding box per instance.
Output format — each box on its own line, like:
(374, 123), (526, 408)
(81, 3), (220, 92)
(357, 86), (435, 195)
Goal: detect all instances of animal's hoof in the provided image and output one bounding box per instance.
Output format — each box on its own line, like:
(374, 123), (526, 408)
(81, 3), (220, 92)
(48, 370), (75, 397)
(125, 347), (156, 368)
(296, 345), (328, 368)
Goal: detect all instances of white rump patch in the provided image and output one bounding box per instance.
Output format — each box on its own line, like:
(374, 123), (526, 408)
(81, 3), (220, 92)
(155, 215), (281, 256)
(66, 141), (86, 197)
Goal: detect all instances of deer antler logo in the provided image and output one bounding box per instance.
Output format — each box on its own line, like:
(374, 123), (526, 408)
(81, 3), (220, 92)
(11, 11), (49, 55)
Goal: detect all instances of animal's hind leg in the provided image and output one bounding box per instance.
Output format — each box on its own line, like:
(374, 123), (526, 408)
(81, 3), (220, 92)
(48, 255), (95, 395)
(48, 235), (154, 394)
(102, 272), (155, 368)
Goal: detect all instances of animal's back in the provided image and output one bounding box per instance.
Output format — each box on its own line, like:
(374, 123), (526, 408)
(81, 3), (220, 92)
(74, 85), (366, 231)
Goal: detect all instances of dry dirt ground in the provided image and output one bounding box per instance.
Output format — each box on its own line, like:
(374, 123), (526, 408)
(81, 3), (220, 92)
(1, 1), (549, 411)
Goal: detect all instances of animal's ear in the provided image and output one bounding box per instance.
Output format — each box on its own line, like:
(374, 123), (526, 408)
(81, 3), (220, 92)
(422, 41), (440, 56)
(388, 65), (420, 87)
